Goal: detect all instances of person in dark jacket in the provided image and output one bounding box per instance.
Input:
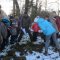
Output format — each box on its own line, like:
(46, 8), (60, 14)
(9, 16), (18, 44)
(44, 15), (59, 55)
(18, 14), (33, 42)
(35, 16), (59, 55)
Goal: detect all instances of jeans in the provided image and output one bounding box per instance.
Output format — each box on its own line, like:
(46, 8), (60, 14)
(45, 33), (59, 52)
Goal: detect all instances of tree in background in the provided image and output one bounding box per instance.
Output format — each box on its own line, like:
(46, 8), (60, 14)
(12, 0), (57, 20)
(15, 0), (20, 16)
(30, 0), (42, 21)
(24, 0), (29, 14)
(13, 0), (20, 16)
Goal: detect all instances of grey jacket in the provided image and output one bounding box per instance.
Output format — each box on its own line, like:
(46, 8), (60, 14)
(18, 15), (31, 29)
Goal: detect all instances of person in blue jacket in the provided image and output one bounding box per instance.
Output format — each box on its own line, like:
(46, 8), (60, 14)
(45, 15), (59, 47)
(34, 16), (59, 55)
(9, 16), (18, 44)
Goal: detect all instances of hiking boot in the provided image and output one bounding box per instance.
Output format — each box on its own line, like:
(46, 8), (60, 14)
(54, 48), (60, 52)
(44, 51), (48, 56)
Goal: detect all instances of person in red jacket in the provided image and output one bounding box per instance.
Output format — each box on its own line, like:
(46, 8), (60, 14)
(31, 22), (40, 42)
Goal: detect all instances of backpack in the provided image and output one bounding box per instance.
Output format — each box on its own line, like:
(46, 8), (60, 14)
(2, 18), (10, 27)
(37, 18), (56, 35)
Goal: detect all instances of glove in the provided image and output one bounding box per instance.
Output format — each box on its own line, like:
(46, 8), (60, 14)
(30, 29), (34, 32)
(38, 30), (43, 33)
(22, 28), (27, 35)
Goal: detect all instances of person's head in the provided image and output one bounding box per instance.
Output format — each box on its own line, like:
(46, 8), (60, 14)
(45, 15), (49, 20)
(9, 15), (14, 21)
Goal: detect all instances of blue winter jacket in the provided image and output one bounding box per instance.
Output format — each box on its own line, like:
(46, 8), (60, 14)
(36, 18), (56, 36)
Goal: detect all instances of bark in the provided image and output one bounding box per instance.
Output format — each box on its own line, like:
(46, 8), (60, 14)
(24, 0), (29, 14)
(15, 0), (20, 16)
(13, 0), (20, 16)
(13, 0), (15, 16)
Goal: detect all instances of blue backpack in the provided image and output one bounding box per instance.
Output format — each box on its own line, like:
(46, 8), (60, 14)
(37, 18), (56, 36)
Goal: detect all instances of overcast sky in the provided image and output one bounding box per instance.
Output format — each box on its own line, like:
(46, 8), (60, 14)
(0, 0), (60, 15)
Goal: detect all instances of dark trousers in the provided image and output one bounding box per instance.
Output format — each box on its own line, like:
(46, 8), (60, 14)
(18, 27), (33, 42)
(32, 32), (39, 42)
(0, 38), (6, 50)
(6, 29), (11, 44)
(37, 33), (55, 46)
(0, 30), (11, 49)
(10, 35), (17, 44)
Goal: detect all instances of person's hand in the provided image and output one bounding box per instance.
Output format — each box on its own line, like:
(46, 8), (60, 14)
(22, 28), (27, 35)
(38, 30), (43, 33)
(30, 29), (34, 32)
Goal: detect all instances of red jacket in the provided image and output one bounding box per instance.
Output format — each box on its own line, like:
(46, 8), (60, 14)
(32, 23), (40, 32)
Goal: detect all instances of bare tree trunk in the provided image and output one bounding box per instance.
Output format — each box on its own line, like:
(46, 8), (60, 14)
(25, 0), (29, 14)
(36, 0), (39, 11)
(13, 0), (15, 16)
(13, 0), (20, 16)
(31, 0), (33, 7)
(15, 0), (20, 16)
(45, 0), (47, 11)
(38, 1), (42, 15)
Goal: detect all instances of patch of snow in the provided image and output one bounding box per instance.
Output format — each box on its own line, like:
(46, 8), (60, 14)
(0, 34), (60, 60)
(50, 52), (59, 59)
(15, 51), (20, 57)
(56, 57), (60, 60)
(48, 49), (54, 55)
(19, 33), (30, 45)
(32, 36), (44, 45)
(3, 45), (12, 52)
(26, 47), (60, 60)
(42, 47), (45, 53)
(0, 52), (7, 56)
(42, 55), (51, 60)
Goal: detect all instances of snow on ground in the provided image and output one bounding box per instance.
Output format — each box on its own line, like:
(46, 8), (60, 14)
(26, 46), (60, 60)
(0, 34), (60, 60)
(15, 51), (21, 57)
